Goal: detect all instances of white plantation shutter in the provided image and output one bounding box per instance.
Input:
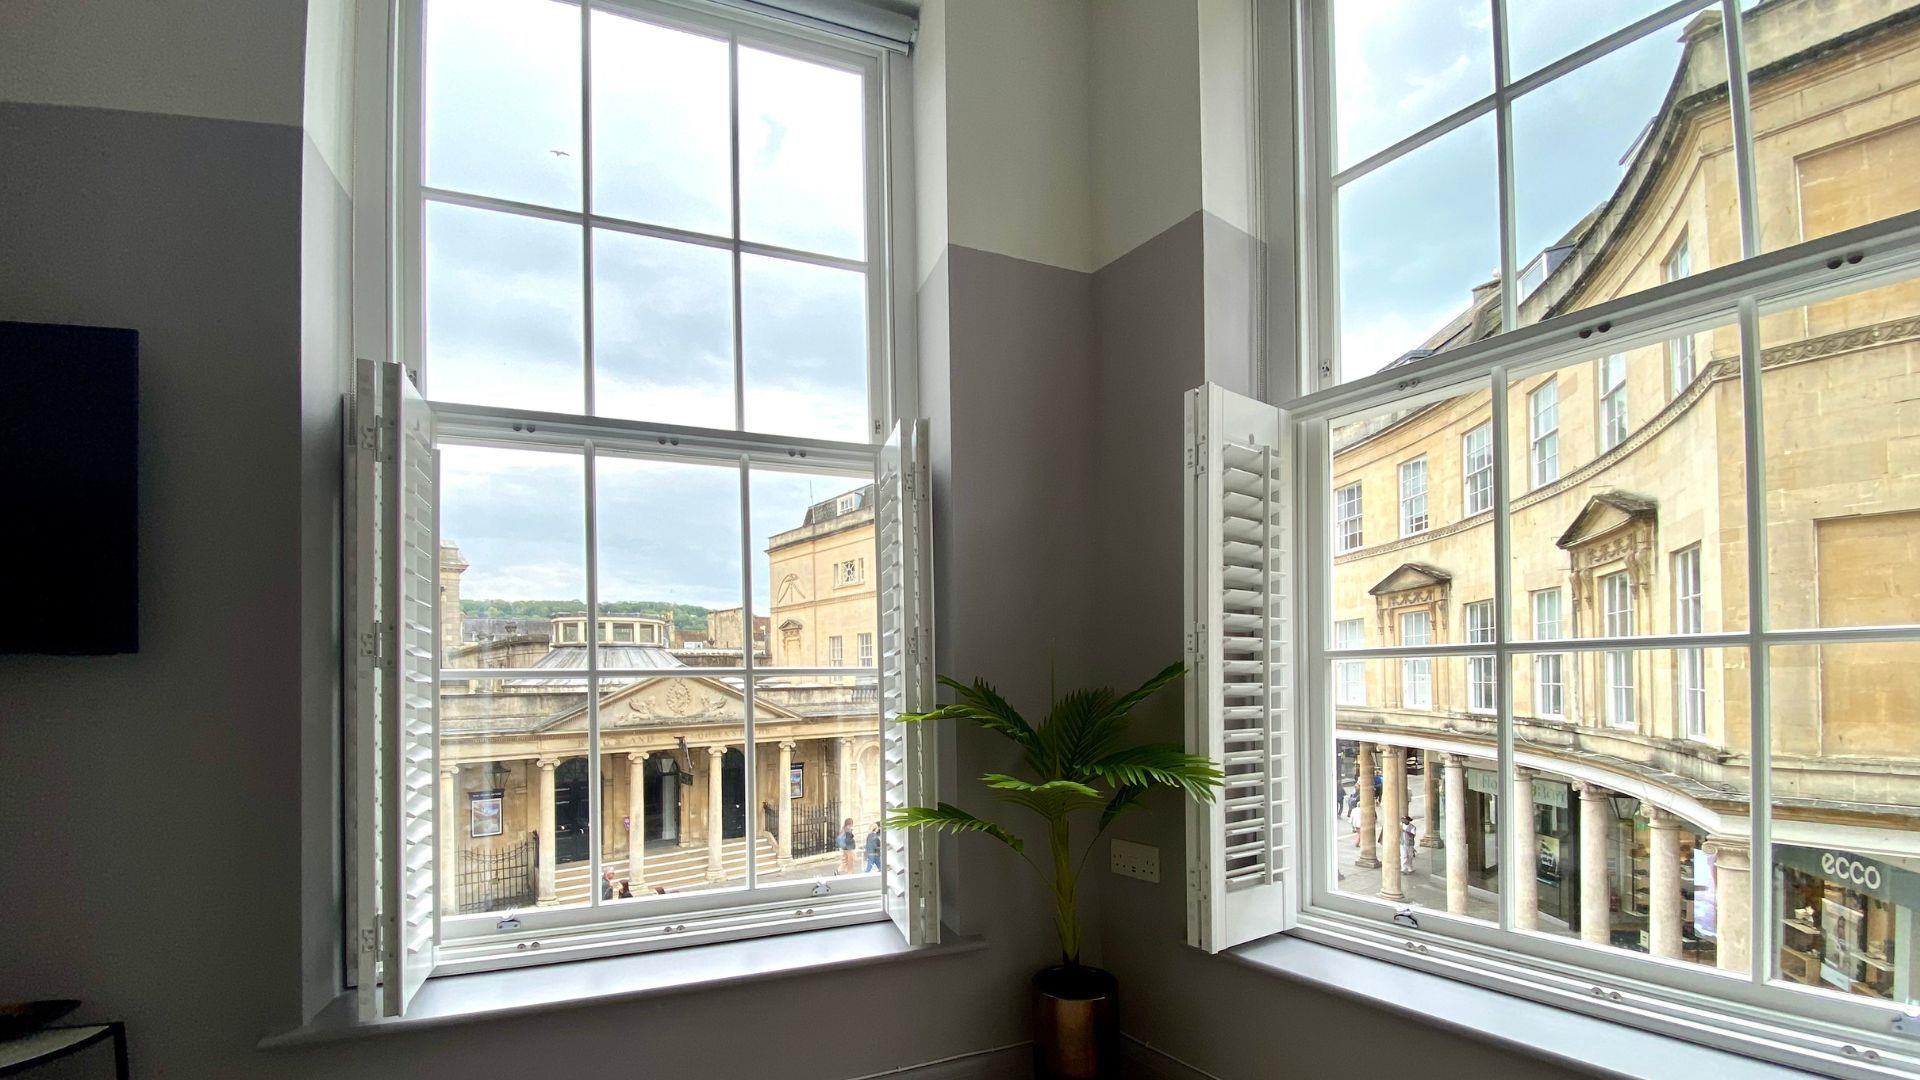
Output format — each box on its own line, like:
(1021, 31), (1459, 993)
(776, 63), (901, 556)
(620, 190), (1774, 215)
(1184, 383), (1295, 951)
(347, 358), (440, 1020)
(876, 419), (939, 945)
(382, 361), (440, 1014)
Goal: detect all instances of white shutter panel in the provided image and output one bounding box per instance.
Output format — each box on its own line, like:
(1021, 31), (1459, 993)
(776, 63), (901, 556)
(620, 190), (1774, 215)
(1184, 383), (1294, 951)
(380, 361), (439, 1015)
(876, 419), (939, 945)
(346, 359), (384, 1020)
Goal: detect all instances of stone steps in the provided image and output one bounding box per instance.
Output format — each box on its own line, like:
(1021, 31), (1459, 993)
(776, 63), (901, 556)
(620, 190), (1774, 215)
(552, 835), (778, 901)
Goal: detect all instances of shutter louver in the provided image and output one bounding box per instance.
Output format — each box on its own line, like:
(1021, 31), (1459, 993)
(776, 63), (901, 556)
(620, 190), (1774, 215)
(1185, 383), (1294, 951)
(877, 419), (939, 945)
(381, 361), (440, 1015)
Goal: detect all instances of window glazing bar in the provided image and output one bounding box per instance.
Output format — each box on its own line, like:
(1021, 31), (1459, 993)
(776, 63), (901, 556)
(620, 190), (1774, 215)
(431, 403), (880, 466)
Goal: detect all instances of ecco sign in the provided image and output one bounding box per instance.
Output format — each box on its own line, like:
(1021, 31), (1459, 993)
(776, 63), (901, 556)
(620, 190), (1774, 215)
(1821, 851), (1884, 891)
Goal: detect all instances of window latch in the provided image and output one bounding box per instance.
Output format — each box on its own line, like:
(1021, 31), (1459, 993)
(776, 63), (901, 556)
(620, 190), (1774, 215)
(1891, 1012), (1920, 1038)
(1392, 908), (1419, 929)
(812, 881), (832, 897)
(496, 914), (522, 931)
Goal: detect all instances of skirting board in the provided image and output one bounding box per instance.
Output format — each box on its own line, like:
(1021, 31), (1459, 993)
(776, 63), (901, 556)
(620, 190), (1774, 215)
(840, 1034), (1220, 1080)
(1121, 1034), (1224, 1080)
(845, 1043), (1031, 1079)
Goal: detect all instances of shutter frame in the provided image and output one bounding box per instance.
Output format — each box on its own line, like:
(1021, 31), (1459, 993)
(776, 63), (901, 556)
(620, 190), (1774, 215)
(379, 361), (440, 1016)
(346, 359), (383, 1020)
(1185, 383), (1295, 952)
(877, 419), (939, 945)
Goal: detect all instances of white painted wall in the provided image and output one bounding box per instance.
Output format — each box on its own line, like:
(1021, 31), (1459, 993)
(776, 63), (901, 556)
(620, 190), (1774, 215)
(912, 0), (951, 287)
(1091, 0), (1204, 269)
(942, 0), (1096, 274)
(0, 0), (306, 125)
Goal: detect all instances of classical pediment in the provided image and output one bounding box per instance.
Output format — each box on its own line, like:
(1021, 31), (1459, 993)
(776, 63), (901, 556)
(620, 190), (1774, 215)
(535, 676), (800, 733)
(1555, 492), (1657, 551)
(1368, 562), (1453, 597)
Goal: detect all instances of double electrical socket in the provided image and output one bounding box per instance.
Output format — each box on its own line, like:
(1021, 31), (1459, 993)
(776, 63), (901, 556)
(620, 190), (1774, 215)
(1110, 838), (1161, 883)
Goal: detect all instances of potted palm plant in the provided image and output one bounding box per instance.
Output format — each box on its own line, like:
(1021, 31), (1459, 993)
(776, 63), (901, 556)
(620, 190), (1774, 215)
(887, 661), (1221, 1080)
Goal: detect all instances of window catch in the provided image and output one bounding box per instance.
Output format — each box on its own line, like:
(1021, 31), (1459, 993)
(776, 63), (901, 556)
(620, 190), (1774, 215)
(812, 881), (831, 896)
(1891, 1012), (1920, 1038)
(1392, 908), (1419, 929)
(496, 914), (522, 931)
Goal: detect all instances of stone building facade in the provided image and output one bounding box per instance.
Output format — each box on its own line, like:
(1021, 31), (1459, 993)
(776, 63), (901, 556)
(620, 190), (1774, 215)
(1333, 0), (1920, 1002)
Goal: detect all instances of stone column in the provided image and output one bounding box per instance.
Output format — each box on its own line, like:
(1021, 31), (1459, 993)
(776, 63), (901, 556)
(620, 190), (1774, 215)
(1379, 746), (1407, 902)
(535, 757), (559, 905)
(1707, 838), (1751, 974)
(706, 746), (726, 880)
(1355, 742), (1381, 869)
(1513, 766), (1538, 931)
(1648, 809), (1684, 959)
(627, 751), (649, 886)
(1420, 752), (1442, 848)
(439, 764), (461, 907)
(1445, 754), (1470, 915)
(1577, 782), (1613, 946)
(839, 737), (859, 826)
(777, 741), (796, 861)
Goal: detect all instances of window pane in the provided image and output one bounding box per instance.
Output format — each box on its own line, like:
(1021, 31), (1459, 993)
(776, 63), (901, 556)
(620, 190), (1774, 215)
(440, 675), (591, 914)
(593, 453), (743, 670)
(1506, 0), (1676, 82)
(1337, 115), (1498, 383)
(424, 0), (581, 211)
(1736, 0), (1920, 254)
(1760, 275), (1920, 631)
(1771, 642), (1920, 1005)
(439, 444), (586, 671)
(1330, 382), (1494, 647)
(592, 229), (735, 429)
(425, 201), (584, 412)
(748, 466), (877, 672)
(1332, 0), (1492, 169)
(1504, 320), (1747, 640)
(754, 674), (882, 882)
(738, 47), (865, 260)
(1335, 715), (1500, 922)
(1515, 749), (1744, 980)
(590, 10), (731, 235)
(741, 255), (868, 441)
(597, 682), (750, 898)
(1510, 15), (1734, 331)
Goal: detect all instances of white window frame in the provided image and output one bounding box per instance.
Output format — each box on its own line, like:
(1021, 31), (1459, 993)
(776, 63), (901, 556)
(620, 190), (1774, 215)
(1465, 600), (1495, 714)
(1530, 589), (1565, 720)
(1598, 353), (1628, 451)
(340, 0), (940, 1015)
(1462, 422), (1492, 515)
(829, 634), (844, 666)
(1667, 236), (1696, 398)
(1398, 456), (1429, 536)
(1673, 546), (1706, 740)
(1399, 609), (1433, 710)
(1334, 618), (1365, 705)
(1334, 481), (1364, 552)
(857, 630), (874, 668)
(1602, 571), (1636, 730)
(1239, 0), (1920, 1071)
(1528, 379), (1560, 488)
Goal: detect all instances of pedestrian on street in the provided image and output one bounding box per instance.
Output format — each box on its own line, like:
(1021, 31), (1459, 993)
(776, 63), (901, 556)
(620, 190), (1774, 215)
(838, 817), (857, 874)
(864, 822), (882, 873)
(1399, 815), (1417, 874)
(601, 868), (616, 900)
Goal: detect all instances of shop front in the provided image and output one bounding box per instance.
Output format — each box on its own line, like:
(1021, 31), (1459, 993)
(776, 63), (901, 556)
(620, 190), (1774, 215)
(1776, 844), (1920, 1003)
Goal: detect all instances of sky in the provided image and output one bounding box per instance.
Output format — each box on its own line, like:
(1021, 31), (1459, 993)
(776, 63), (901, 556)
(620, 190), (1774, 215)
(420, 0), (871, 607)
(1333, 0), (1726, 381)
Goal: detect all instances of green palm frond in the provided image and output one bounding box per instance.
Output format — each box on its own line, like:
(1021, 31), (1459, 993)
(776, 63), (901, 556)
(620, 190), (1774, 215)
(1084, 743), (1224, 801)
(1098, 784), (1148, 833)
(981, 774), (1101, 798)
(983, 775), (1105, 821)
(900, 676), (1044, 762)
(1036, 687), (1118, 777)
(886, 803), (1024, 852)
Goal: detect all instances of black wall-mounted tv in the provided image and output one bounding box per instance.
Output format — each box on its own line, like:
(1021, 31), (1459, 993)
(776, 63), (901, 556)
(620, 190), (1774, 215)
(0, 321), (139, 655)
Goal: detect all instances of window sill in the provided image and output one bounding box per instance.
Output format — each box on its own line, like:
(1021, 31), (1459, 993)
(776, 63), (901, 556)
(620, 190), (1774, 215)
(262, 921), (983, 1049)
(1223, 933), (1810, 1080)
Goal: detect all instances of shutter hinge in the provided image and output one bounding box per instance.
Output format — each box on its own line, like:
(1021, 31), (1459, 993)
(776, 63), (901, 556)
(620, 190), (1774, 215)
(1187, 434), (1207, 476)
(375, 422), (396, 464)
(371, 619), (388, 668)
(1191, 621), (1206, 665)
(360, 924), (381, 955)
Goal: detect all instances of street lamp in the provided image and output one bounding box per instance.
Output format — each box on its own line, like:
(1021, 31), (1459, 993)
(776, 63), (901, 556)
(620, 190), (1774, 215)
(1608, 794), (1641, 822)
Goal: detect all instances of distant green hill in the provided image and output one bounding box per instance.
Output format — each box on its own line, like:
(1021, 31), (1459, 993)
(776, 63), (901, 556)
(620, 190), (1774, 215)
(460, 599), (713, 633)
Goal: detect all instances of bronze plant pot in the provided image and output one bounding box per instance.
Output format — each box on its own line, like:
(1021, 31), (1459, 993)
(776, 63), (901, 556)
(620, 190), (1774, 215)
(1033, 964), (1119, 1080)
